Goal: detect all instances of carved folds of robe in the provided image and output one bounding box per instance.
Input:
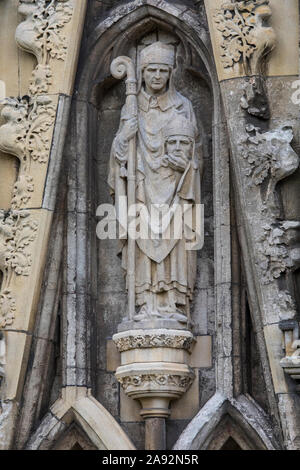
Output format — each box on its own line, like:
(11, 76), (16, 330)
(108, 85), (201, 321)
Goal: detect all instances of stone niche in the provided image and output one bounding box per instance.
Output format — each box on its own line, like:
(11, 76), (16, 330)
(73, 9), (217, 449)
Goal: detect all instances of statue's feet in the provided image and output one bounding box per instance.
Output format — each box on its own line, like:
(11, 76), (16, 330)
(132, 304), (187, 324)
(157, 304), (187, 324)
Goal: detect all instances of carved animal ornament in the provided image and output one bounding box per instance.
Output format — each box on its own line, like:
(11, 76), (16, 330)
(16, 0), (73, 95)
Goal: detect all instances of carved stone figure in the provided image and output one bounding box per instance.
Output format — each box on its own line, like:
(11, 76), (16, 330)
(108, 42), (201, 326)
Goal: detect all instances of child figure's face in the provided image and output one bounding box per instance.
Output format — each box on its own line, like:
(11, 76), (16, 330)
(166, 135), (193, 160)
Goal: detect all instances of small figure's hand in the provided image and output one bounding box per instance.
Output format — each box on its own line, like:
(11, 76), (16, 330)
(161, 156), (170, 168)
(120, 117), (138, 142)
(167, 154), (188, 172)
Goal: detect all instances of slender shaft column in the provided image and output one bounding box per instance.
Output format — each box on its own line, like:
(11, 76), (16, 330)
(145, 418), (166, 451)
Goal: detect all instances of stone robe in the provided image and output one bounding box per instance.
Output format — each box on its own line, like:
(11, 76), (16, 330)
(108, 87), (201, 317)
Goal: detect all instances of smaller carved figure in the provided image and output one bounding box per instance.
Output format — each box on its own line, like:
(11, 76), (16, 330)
(135, 116), (200, 323)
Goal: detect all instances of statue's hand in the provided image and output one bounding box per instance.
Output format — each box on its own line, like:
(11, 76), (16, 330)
(167, 154), (188, 172)
(120, 117), (138, 142)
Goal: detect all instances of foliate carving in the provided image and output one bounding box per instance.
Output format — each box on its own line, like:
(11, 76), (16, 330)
(0, 96), (56, 210)
(241, 125), (297, 185)
(0, 211), (38, 328)
(113, 330), (195, 353)
(116, 364), (195, 418)
(256, 223), (294, 284)
(214, 0), (275, 74)
(119, 373), (194, 393)
(16, 0), (73, 95)
(0, 291), (16, 329)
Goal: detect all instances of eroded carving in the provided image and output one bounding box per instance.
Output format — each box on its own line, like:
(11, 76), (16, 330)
(116, 364), (195, 418)
(256, 223), (295, 284)
(0, 211), (38, 328)
(240, 125), (299, 214)
(214, 0), (275, 74)
(16, 0), (73, 95)
(240, 76), (270, 119)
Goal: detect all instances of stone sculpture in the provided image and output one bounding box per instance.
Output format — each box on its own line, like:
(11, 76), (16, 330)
(108, 41), (201, 327)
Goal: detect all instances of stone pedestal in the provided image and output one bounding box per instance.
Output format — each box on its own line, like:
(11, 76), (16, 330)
(113, 329), (195, 419)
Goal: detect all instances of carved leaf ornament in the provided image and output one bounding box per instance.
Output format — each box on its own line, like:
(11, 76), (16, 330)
(214, 0), (269, 70)
(0, 212), (38, 328)
(0, 0), (72, 372)
(257, 224), (294, 284)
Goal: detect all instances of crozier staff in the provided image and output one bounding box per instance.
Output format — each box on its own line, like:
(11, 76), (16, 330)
(108, 41), (202, 324)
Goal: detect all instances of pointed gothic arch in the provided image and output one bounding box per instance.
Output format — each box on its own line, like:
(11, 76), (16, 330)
(173, 393), (280, 450)
(26, 388), (135, 450)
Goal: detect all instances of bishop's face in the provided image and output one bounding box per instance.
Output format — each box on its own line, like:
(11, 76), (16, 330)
(143, 63), (171, 96)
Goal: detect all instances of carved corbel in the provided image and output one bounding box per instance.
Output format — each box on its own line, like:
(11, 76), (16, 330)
(238, 123), (300, 326)
(0, 1), (72, 212)
(256, 222), (300, 285)
(113, 329), (195, 419)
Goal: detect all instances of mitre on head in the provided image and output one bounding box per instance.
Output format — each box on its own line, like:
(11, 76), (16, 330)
(163, 115), (196, 140)
(140, 41), (175, 68)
